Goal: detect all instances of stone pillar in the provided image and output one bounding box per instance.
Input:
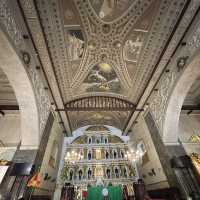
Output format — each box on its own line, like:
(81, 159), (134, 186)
(144, 112), (180, 187)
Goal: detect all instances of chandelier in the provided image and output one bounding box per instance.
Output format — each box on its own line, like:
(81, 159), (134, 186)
(65, 151), (83, 164)
(125, 149), (143, 162)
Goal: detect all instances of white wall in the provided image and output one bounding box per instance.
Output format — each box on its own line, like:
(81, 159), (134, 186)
(130, 115), (169, 190)
(0, 113), (21, 146)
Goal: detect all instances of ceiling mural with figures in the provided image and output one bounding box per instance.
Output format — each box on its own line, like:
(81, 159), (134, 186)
(21, 0), (188, 131)
(68, 110), (130, 131)
(77, 63), (123, 94)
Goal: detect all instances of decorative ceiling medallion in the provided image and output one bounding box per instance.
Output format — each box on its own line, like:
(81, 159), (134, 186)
(102, 24), (111, 34)
(77, 63), (122, 94)
(113, 41), (121, 48)
(88, 40), (97, 50)
(21, 51), (31, 65)
(177, 56), (189, 71)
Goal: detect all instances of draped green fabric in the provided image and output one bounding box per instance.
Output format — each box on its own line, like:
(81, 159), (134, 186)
(87, 186), (122, 200)
(108, 186), (122, 200)
(87, 186), (103, 200)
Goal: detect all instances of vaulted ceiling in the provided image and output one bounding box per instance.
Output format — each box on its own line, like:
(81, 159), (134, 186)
(19, 0), (188, 132)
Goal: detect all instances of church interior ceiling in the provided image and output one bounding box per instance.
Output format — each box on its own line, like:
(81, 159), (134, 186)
(20, 0), (188, 131)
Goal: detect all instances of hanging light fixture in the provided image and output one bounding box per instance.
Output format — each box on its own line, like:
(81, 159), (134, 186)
(65, 150), (82, 164)
(124, 149), (143, 162)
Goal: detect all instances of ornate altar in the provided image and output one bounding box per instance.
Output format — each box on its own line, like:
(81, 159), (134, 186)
(61, 126), (138, 197)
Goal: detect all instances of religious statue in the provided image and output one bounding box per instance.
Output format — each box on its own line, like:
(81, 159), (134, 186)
(106, 168), (111, 179)
(88, 168), (92, 179)
(115, 168), (119, 178)
(69, 170), (73, 181)
(88, 151), (92, 160)
(78, 170), (83, 180)
(96, 177), (104, 186)
(106, 151), (109, 159)
(124, 168), (127, 178)
(114, 151), (117, 159)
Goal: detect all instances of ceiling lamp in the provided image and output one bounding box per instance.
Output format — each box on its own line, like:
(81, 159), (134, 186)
(65, 151), (83, 164)
(125, 149), (143, 162)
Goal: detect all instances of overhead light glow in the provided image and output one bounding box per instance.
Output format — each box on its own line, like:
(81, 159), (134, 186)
(99, 63), (112, 73)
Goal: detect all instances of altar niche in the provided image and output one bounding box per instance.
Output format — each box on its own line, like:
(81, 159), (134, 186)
(61, 125), (138, 188)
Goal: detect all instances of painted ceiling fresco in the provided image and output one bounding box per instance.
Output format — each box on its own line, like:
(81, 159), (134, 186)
(59, 0), (163, 100)
(89, 0), (135, 22)
(62, 0), (86, 79)
(31, 0), (188, 130)
(68, 111), (130, 131)
(123, 31), (146, 63)
(77, 63), (122, 94)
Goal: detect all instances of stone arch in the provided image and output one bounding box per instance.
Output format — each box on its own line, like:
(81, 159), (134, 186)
(163, 50), (200, 144)
(0, 30), (39, 148)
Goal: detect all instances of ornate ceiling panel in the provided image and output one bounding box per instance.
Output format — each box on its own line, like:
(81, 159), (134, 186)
(89, 0), (135, 22)
(35, 0), (186, 103)
(24, 0), (187, 130)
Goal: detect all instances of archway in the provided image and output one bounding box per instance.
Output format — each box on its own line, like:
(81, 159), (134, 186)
(0, 30), (39, 148)
(163, 51), (200, 144)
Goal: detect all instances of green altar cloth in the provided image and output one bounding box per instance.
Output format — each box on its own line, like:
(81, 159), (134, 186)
(87, 186), (103, 200)
(87, 186), (122, 200)
(108, 186), (122, 200)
